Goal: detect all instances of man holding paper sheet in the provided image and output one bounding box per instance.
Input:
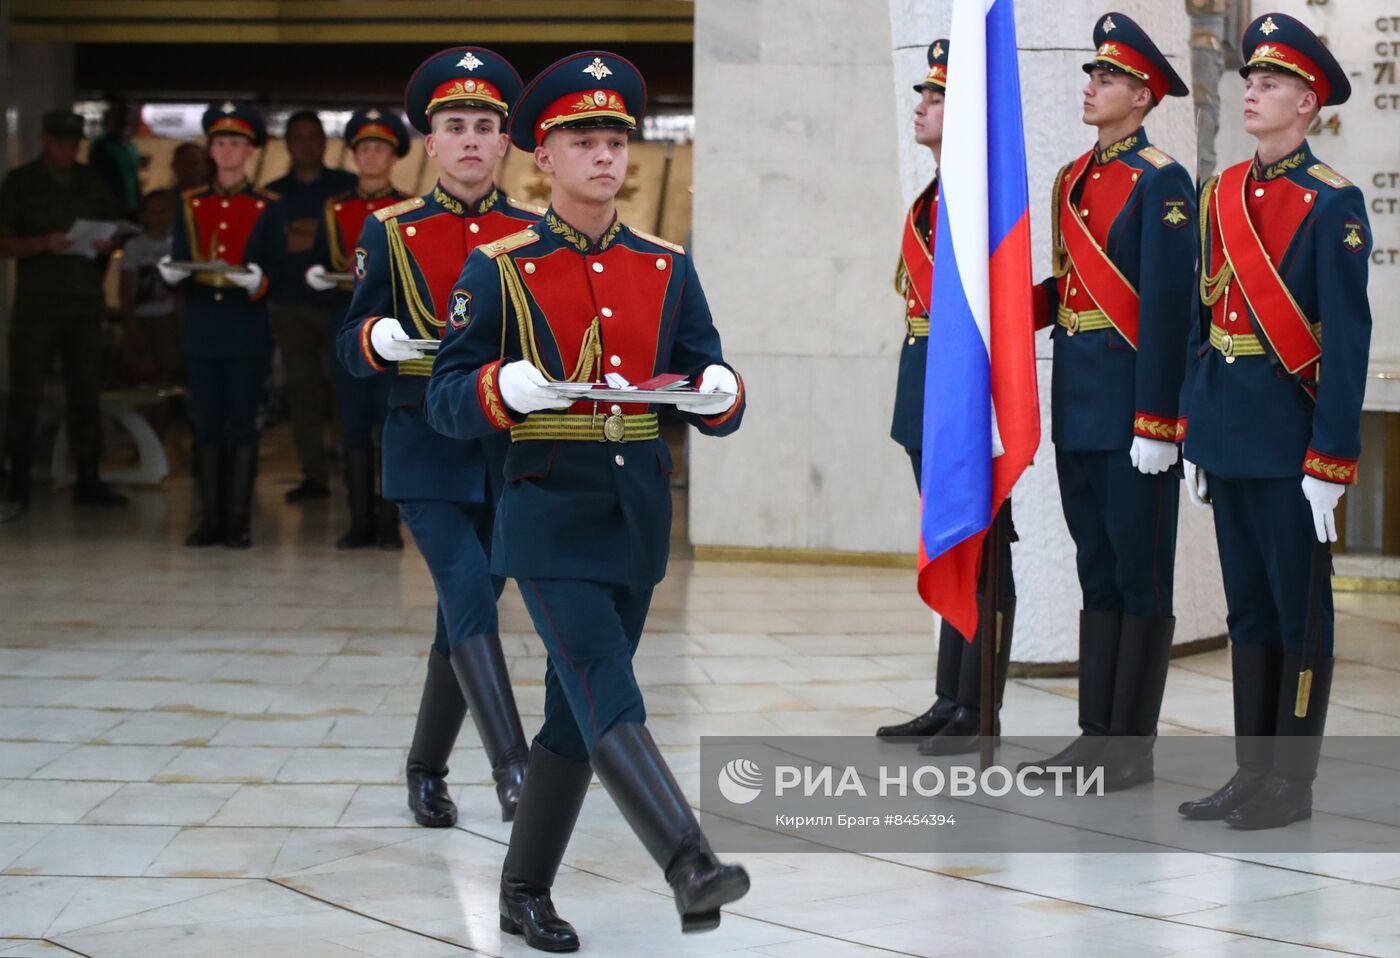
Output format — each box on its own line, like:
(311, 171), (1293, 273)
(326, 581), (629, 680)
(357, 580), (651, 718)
(0, 109), (128, 517)
(426, 50), (748, 951)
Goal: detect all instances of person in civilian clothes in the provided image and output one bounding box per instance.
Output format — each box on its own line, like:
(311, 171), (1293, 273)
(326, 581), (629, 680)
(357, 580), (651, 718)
(158, 102), (279, 548)
(336, 48), (542, 829)
(426, 50), (750, 952)
(875, 38), (1018, 757)
(1017, 13), (1196, 791)
(1177, 13), (1371, 831)
(306, 108), (412, 550)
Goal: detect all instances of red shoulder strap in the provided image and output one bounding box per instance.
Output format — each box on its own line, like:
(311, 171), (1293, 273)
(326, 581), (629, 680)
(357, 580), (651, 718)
(899, 184), (936, 315)
(1059, 151), (1140, 348)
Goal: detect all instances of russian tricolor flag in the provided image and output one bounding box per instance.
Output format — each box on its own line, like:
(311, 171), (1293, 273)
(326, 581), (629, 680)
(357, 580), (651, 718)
(917, 0), (1040, 639)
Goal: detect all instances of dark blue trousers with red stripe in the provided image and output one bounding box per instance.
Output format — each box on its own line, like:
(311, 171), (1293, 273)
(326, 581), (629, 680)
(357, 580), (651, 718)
(518, 578), (654, 762)
(1056, 448), (1178, 617)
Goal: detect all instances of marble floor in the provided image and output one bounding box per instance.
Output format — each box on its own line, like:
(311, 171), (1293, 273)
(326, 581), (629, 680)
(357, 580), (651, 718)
(2, 474), (1400, 957)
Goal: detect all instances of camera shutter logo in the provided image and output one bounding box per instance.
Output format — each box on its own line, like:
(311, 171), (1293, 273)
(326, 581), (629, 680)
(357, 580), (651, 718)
(718, 758), (764, 805)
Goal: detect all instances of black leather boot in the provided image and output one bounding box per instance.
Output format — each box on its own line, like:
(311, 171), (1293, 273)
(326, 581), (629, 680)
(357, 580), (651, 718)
(336, 448), (377, 549)
(185, 444), (226, 547)
(1099, 615), (1175, 792)
(591, 723), (750, 933)
(406, 648), (468, 827)
(225, 444), (257, 548)
(1226, 655), (1333, 830)
(877, 620), (963, 739)
(1178, 643), (1281, 819)
(448, 635), (529, 821)
(1020, 609), (1121, 776)
(919, 598), (1015, 756)
(499, 742), (593, 952)
(73, 458), (128, 506)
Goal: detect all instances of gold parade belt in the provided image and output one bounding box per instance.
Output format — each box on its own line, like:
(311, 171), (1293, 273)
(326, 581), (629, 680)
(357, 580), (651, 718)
(511, 412), (660, 444)
(1209, 325), (1266, 364)
(1056, 305), (1113, 336)
(905, 315), (930, 339)
(398, 356), (435, 377)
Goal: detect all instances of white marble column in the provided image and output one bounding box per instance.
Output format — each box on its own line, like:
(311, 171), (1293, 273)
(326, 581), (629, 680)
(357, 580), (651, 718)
(691, 0), (1228, 662)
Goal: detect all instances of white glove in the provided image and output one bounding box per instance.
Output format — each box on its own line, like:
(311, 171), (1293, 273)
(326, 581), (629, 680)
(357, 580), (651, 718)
(1301, 475), (1345, 544)
(499, 361), (573, 415)
(305, 264), (336, 291)
(1129, 436), (1179, 475)
(1183, 459), (1210, 509)
(369, 318), (426, 362)
(228, 261), (264, 293)
(157, 255), (191, 285)
(679, 365), (739, 417)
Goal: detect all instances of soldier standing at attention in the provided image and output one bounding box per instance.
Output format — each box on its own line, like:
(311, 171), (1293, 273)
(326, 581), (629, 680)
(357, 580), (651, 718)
(876, 39), (1018, 757)
(266, 111), (358, 505)
(1178, 13), (1370, 831)
(336, 47), (541, 829)
(158, 102), (279, 548)
(0, 110), (129, 519)
(1020, 13), (1195, 791)
(305, 108), (412, 550)
(427, 50), (750, 952)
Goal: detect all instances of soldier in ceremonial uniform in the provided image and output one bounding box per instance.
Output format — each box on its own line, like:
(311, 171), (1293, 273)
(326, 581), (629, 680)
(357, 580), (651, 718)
(305, 108), (412, 550)
(1177, 14), (1370, 831)
(336, 48), (539, 830)
(1021, 14), (1195, 790)
(158, 102), (279, 549)
(876, 39), (1017, 757)
(426, 51), (750, 951)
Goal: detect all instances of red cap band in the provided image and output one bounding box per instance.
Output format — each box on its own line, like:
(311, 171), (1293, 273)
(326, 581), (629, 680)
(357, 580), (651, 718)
(1245, 42), (1330, 107)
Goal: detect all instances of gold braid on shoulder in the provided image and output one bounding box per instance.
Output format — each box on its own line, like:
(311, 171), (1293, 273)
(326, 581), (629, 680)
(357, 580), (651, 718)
(1198, 176), (1232, 306)
(496, 255), (603, 384)
(1050, 163), (1071, 279)
(384, 219), (442, 339)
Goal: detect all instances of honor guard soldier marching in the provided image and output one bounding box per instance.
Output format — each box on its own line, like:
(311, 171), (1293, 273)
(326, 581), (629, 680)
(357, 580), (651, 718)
(876, 39), (1017, 757)
(426, 51), (751, 951)
(159, 102), (279, 548)
(305, 108), (412, 550)
(1022, 13), (1194, 790)
(336, 47), (539, 830)
(1178, 13), (1370, 831)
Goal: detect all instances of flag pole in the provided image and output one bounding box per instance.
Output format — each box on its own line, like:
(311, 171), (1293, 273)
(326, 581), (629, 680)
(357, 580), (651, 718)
(978, 507), (1003, 770)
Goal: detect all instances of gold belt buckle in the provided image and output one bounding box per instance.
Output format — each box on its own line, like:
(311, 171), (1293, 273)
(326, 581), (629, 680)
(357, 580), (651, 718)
(1221, 332), (1236, 364)
(602, 414), (626, 442)
(1066, 311), (1079, 336)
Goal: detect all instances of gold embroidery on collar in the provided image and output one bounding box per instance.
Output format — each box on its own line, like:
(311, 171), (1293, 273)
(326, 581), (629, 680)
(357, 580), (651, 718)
(1095, 133), (1140, 165)
(477, 188), (499, 214)
(433, 185), (464, 215)
(545, 211), (622, 252)
(1255, 150), (1307, 181)
(214, 179), (249, 196)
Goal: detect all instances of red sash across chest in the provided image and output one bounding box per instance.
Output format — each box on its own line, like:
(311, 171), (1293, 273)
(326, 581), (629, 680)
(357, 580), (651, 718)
(397, 209), (528, 328)
(1058, 151), (1141, 348)
(187, 191), (270, 264)
(1209, 162), (1319, 375)
(900, 187), (936, 317)
(329, 195), (401, 270)
(517, 245), (674, 415)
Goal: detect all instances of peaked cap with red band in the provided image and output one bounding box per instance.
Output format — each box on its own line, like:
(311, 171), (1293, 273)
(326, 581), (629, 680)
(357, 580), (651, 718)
(913, 38), (950, 93)
(344, 107), (411, 158)
(509, 50), (648, 152)
(1238, 12), (1350, 107)
(404, 46), (523, 135)
(1082, 11), (1187, 103)
(202, 100), (266, 147)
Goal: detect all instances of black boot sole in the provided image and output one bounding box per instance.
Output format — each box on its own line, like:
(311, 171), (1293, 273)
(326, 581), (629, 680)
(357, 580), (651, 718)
(918, 734), (998, 756)
(499, 914), (580, 952)
(677, 868), (750, 933)
(409, 803), (457, 828)
(1226, 806), (1311, 830)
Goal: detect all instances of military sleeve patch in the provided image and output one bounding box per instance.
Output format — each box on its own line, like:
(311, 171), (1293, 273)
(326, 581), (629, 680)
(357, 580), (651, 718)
(354, 247), (368, 281)
(1342, 221), (1368, 254)
(449, 288), (472, 329)
(1161, 198), (1190, 229)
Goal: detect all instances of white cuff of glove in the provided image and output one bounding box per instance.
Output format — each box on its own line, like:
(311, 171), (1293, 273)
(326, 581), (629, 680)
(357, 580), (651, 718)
(1183, 460), (1210, 509)
(1129, 435), (1179, 475)
(369, 318), (425, 363)
(305, 264), (336, 291)
(681, 364), (739, 417)
(156, 254), (191, 285)
(229, 262), (264, 293)
(1301, 475), (1345, 543)
(499, 360), (573, 415)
